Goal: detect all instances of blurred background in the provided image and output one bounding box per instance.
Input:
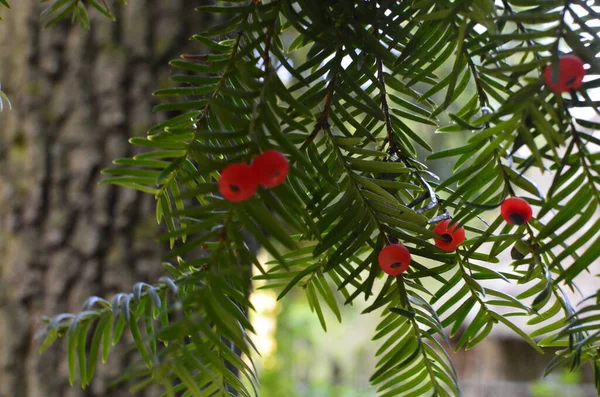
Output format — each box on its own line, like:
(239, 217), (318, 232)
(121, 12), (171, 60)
(0, 2), (597, 397)
(249, 254), (597, 397)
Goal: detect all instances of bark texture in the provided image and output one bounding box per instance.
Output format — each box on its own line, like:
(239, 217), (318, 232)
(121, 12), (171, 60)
(0, 2), (210, 396)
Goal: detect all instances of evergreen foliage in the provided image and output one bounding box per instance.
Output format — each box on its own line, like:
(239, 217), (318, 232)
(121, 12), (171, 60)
(0, 82), (10, 111)
(4, 0), (600, 395)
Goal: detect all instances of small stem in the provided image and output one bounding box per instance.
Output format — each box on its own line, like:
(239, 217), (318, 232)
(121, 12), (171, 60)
(457, 255), (488, 310)
(376, 58), (398, 153)
(300, 51), (341, 151)
(263, 23), (274, 69)
(99, 0), (112, 15)
(376, 57), (438, 211)
(395, 275), (411, 309)
(466, 56), (489, 108)
(571, 123), (600, 205)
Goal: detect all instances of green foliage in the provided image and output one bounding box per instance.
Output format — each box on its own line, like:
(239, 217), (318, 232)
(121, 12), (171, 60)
(37, 270), (259, 396)
(0, 82), (11, 111)
(39, 0), (125, 28)
(0, 0), (9, 21)
(1, 0), (126, 27)
(530, 369), (587, 397)
(29, 0), (600, 396)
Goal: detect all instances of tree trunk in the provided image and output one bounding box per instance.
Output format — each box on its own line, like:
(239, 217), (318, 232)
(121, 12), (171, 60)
(0, 2), (210, 396)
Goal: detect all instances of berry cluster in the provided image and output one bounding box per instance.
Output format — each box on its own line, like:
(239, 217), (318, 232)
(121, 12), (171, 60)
(378, 197), (534, 276)
(544, 54), (586, 93)
(218, 149), (289, 202)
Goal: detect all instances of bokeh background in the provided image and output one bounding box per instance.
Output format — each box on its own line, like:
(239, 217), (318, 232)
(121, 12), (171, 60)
(0, 2), (597, 397)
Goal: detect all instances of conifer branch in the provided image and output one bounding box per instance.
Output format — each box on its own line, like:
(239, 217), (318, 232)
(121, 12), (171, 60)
(376, 56), (438, 214)
(32, 1), (600, 395)
(301, 60), (339, 151)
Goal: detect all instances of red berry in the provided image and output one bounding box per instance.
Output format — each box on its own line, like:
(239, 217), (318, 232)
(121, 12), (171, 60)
(501, 197), (533, 225)
(218, 163), (258, 202)
(433, 219), (465, 252)
(251, 150), (289, 188)
(378, 244), (411, 276)
(544, 55), (585, 93)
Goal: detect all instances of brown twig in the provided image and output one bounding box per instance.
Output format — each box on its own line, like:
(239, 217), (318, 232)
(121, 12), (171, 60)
(180, 54), (210, 62)
(263, 23), (274, 69)
(99, 0), (112, 15)
(376, 57), (439, 212)
(300, 75), (336, 150)
(376, 58), (398, 153)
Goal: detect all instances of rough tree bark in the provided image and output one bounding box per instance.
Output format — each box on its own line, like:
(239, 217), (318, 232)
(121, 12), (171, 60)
(0, 2), (210, 397)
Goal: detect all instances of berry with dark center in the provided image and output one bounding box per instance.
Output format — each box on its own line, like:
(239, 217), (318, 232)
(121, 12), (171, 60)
(544, 55), (586, 93)
(378, 244), (411, 276)
(501, 197), (533, 225)
(251, 149), (289, 188)
(218, 163), (258, 202)
(433, 219), (465, 252)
